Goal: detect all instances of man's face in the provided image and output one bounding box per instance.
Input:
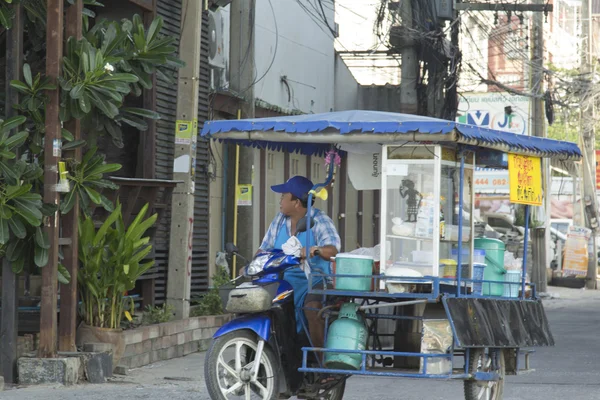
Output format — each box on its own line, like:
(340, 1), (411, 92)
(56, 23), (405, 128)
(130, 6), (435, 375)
(279, 193), (299, 216)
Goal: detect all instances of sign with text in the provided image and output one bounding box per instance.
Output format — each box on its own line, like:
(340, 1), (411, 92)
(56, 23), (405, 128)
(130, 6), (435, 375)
(562, 226), (592, 277)
(596, 150), (600, 190)
(508, 154), (542, 206)
(474, 168), (509, 193)
(237, 184), (252, 206)
(456, 93), (530, 135)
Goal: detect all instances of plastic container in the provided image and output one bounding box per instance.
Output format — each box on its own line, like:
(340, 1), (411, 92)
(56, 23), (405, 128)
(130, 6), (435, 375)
(444, 225), (472, 241)
(412, 250), (433, 264)
(450, 248), (486, 265)
(472, 263), (486, 296)
(504, 270), (522, 298)
(441, 260), (470, 280)
(474, 238), (507, 296)
(334, 254), (374, 291)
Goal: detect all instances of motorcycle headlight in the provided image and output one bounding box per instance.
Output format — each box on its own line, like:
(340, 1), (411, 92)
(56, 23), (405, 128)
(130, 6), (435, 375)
(246, 254), (270, 276)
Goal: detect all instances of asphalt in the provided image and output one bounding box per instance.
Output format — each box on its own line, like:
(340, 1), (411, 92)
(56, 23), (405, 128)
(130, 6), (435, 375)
(2, 286), (599, 400)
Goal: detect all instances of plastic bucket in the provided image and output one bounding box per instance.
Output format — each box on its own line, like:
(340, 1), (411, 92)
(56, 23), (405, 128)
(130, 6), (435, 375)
(472, 263), (486, 296)
(334, 254), (374, 291)
(451, 248), (486, 265)
(474, 238), (506, 296)
(504, 270), (521, 298)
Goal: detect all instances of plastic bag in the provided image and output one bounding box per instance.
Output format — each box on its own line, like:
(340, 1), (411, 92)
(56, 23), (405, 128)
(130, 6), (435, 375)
(349, 243), (391, 262)
(216, 252), (230, 274)
(282, 236), (302, 257)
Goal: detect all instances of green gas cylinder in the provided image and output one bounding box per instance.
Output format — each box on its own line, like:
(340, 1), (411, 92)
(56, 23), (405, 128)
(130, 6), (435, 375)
(324, 302), (368, 370)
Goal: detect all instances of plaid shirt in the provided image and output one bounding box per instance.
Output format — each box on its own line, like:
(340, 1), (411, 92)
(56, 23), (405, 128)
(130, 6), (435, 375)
(260, 208), (341, 252)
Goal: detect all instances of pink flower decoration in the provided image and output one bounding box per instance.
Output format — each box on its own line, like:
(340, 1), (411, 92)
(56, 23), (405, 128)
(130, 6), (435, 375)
(324, 150), (341, 168)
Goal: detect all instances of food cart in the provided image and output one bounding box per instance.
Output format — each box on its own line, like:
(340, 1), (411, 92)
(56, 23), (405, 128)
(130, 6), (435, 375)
(201, 110), (581, 400)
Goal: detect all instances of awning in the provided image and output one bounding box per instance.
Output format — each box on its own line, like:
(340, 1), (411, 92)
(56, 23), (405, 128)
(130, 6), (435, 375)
(201, 110), (582, 160)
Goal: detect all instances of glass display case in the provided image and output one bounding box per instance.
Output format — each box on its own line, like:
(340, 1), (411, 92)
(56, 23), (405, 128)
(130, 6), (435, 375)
(380, 145), (475, 289)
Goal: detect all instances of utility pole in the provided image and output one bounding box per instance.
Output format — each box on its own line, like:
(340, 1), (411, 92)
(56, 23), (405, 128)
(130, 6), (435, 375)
(581, 0), (598, 289)
(530, 0), (548, 293)
(1, 3), (22, 383)
(167, 0), (203, 319)
(399, 0), (418, 114)
(229, 0), (256, 271)
(39, 0), (64, 358)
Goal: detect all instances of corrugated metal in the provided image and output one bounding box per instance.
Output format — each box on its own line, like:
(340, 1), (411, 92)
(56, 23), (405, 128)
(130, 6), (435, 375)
(192, 11), (211, 297)
(154, 1), (211, 302)
(153, 0), (181, 303)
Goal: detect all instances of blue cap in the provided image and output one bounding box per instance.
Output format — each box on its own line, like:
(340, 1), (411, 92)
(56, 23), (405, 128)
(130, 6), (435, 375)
(271, 176), (314, 199)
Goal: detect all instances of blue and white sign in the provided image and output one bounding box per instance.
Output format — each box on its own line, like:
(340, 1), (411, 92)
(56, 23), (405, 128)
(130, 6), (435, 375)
(456, 93), (530, 136)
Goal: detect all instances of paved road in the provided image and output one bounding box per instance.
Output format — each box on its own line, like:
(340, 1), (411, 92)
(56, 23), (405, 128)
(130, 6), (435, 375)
(3, 288), (600, 400)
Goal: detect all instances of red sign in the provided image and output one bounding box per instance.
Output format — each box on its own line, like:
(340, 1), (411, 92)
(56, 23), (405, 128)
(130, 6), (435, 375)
(597, 150), (600, 190)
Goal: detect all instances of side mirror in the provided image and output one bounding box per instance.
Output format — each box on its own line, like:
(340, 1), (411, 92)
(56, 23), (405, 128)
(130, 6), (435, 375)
(296, 216), (315, 233)
(225, 243), (239, 255)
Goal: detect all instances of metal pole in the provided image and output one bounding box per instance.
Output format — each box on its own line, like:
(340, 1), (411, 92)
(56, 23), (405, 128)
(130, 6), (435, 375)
(39, 0), (64, 359)
(522, 206), (530, 299)
(457, 149), (465, 296)
(166, 0), (204, 319)
(58, 0), (83, 353)
(581, 0), (598, 289)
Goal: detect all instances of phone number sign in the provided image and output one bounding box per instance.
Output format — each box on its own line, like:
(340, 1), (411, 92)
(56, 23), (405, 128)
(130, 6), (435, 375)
(508, 154), (542, 206)
(474, 168), (509, 193)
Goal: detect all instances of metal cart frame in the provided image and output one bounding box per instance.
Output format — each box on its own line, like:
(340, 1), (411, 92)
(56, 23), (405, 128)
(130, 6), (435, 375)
(201, 110), (581, 398)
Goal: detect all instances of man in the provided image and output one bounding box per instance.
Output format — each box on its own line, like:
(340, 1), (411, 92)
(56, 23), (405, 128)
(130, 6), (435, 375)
(258, 175), (340, 351)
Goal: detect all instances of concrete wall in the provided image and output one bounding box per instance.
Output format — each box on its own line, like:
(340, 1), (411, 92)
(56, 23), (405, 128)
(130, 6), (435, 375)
(120, 315), (232, 369)
(334, 53), (360, 111)
(253, 0), (335, 113)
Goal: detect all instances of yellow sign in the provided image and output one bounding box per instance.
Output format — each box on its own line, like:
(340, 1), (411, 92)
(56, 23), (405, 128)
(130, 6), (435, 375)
(175, 120), (193, 145)
(563, 226), (592, 277)
(237, 184), (252, 206)
(508, 154), (542, 206)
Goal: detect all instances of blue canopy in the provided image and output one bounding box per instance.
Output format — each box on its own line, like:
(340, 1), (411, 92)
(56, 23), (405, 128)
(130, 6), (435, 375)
(201, 110), (581, 160)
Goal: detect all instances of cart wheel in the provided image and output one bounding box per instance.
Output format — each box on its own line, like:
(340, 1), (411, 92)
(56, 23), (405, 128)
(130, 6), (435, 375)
(464, 348), (505, 400)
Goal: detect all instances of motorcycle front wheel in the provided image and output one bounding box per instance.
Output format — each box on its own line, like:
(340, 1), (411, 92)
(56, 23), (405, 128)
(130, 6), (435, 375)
(204, 330), (280, 400)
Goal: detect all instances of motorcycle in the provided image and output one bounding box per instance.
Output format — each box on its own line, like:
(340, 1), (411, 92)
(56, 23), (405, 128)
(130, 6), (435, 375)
(204, 217), (346, 400)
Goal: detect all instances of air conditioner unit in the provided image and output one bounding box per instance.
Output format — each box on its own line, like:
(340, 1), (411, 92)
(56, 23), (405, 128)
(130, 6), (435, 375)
(208, 8), (229, 91)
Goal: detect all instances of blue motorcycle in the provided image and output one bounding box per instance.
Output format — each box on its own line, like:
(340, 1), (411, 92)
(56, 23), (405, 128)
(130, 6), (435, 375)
(204, 218), (346, 400)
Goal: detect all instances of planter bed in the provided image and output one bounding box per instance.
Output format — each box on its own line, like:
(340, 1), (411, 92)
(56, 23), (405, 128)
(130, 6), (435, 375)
(118, 314), (231, 369)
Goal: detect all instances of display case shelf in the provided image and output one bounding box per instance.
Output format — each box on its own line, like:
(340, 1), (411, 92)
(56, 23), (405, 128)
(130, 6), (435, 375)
(380, 145), (476, 279)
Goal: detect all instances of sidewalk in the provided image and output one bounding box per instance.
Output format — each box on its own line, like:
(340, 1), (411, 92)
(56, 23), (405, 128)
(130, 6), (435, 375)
(2, 286), (598, 399)
(2, 352), (211, 400)
(543, 285), (600, 301)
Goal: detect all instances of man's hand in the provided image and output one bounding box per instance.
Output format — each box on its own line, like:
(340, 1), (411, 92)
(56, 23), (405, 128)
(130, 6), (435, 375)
(301, 245), (337, 261)
(300, 246), (319, 260)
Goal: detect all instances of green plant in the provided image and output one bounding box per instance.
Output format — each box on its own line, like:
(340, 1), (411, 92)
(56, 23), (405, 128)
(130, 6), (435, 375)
(58, 14), (180, 147)
(61, 147), (121, 216)
(0, 0), (182, 288)
(190, 266), (231, 317)
(141, 303), (174, 325)
(78, 202), (157, 329)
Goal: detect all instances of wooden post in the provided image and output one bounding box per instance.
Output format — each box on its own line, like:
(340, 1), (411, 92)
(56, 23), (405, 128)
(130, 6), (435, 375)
(1, 4), (23, 383)
(58, 0), (82, 353)
(39, 0), (64, 358)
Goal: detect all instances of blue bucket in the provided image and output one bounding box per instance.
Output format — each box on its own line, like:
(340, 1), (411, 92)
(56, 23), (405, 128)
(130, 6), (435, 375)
(472, 263), (486, 296)
(504, 270), (521, 298)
